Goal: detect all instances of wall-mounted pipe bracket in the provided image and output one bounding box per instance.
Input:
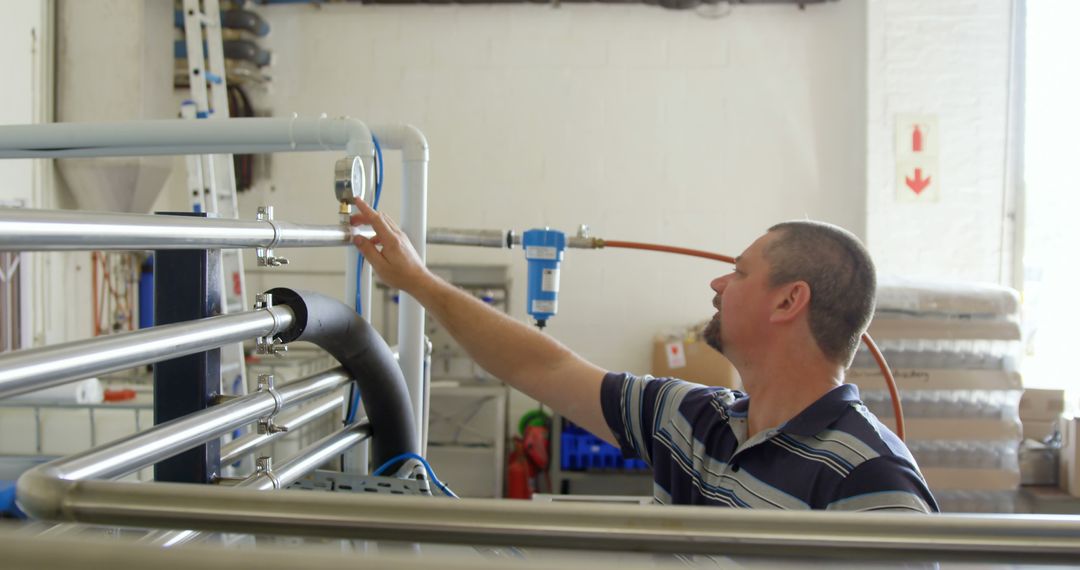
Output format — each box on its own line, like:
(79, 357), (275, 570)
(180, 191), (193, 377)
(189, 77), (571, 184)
(255, 374), (288, 435)
(255, 206), (288, 267)
(253, 293), (288, 357)
(253, 456), (281, 490)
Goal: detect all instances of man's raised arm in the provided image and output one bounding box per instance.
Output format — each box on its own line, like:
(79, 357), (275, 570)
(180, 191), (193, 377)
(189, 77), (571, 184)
(351, 199), (614, 444)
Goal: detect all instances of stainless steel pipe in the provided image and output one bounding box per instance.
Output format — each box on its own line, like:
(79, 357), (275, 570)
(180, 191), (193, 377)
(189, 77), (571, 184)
(0, 117), (374, 159)
(0, 208), (375, 252)
(427, 228), (512, 249)
(14, 476), (1080, 562)
(238, 422), (371, 491)
(0, 306), (295, 400)
(141, 417), (369, 548)
(220, 394), (346, 464)
(33, 368), (350, 482)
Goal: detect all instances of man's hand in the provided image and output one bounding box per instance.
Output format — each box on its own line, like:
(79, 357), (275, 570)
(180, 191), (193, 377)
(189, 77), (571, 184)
(350, 198), (432, 293)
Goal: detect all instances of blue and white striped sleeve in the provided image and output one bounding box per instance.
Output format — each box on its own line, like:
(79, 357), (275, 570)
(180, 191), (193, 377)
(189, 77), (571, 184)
(600, 372), (698, 466)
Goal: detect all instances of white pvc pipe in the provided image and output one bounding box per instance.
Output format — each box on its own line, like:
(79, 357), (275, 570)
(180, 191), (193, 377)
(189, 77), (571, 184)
(0, 117), (374, 160)
(370, 124), (429, 455)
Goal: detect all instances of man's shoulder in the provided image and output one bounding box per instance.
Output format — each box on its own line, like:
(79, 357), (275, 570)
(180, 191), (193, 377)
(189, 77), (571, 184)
(641, 374), (744, 409)
(828, 402), (921, 468)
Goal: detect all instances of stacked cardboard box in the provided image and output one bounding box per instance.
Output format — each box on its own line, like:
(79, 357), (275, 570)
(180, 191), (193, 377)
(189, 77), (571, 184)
(1019, 388), (1065, 442)
(850, 277), (1023, 513)
(1060, 418), (1080, 497)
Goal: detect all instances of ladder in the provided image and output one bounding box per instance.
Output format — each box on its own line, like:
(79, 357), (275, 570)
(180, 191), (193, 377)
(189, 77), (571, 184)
(180, 0), (248, 398)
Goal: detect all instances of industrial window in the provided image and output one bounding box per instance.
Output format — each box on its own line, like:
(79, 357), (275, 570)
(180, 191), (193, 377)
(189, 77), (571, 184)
(1020, 0), (1080, 404)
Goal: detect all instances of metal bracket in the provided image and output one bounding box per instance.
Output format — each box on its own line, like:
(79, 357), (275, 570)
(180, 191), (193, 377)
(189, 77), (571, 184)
(256, 374), (289, 436)
(255, 206), (289, 267)
(253, 294), (288, 357)
(255, 456), (282, 490)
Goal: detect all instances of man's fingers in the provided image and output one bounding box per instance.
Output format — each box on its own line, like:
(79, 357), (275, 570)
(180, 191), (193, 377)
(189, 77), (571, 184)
(353, 235), (382, 264)
(352, 198), (398, 238)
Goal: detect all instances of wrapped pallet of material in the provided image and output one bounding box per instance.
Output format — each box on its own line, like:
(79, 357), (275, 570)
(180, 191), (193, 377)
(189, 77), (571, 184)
(851, 276), (1024, 513)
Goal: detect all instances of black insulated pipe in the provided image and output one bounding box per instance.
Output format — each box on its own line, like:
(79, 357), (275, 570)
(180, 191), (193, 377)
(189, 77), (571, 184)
(266, 288), (417, 472)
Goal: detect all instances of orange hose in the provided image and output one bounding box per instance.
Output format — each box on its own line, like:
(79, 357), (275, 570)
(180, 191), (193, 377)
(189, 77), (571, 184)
(600, 240), (737, 264)
(599, 239), (905, 441)
(860, 332), (904, 440)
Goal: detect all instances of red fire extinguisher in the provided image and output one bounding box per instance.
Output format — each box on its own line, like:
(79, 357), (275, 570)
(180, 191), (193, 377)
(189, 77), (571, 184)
(507, 437), (532, 499)
(506, 409), (550, 499)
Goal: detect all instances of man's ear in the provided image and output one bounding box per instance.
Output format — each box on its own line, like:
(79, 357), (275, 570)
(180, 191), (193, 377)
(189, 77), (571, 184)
(770, 281), (811, 324)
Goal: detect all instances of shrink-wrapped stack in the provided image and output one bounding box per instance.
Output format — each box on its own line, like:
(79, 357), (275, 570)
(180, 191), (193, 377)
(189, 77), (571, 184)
(851, 276), (1023, 513)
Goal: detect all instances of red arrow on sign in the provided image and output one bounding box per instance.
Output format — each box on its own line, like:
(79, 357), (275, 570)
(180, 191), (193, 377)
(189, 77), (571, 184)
(905, 168), (932, 195)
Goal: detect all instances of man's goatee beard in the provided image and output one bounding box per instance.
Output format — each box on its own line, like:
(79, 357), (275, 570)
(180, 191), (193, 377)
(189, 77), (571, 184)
(704, 316), (723, 353)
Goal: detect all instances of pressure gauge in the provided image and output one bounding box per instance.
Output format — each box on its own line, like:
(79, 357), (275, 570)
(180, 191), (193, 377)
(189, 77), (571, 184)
(334, 155), (367, 204)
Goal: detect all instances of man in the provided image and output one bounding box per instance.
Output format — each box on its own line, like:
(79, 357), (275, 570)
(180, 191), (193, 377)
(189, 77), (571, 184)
(351, 200), (938, 512)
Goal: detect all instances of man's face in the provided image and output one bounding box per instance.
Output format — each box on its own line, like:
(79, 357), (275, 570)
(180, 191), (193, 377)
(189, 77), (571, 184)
(704, 232), (778, 360)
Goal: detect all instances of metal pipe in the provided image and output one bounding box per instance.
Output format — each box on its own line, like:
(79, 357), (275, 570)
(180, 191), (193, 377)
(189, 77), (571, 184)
(15, 476), (1080, 562)
(29, 369), (350, 482)
(0, 208), (375, 252)
(266, 288), (416, 471)
(0, 117), (374, 159)
(144, 419), (370, 548)
(427, 228), (513, 249)
(239, 422), (371, 491)
(508, 232), (598, 249)
(219, 394), (345, 464)
(0, 306), (294, 400)
(371, 124), (429, 457)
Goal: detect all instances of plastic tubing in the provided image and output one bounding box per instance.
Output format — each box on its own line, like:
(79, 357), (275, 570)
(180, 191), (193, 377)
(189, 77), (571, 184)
(598, 239), (905, 441)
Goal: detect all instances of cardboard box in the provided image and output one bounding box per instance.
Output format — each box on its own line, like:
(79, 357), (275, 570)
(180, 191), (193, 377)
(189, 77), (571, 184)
(1060, 417), (1080, 497)
(652, 339), (740, 390)
(1020, 388), (1066, 421)
(922, 467), (1020, 492)
(1023, 418), (1061, 443)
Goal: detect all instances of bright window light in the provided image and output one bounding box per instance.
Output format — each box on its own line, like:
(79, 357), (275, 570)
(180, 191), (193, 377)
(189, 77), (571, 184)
(1021, 0), (1080, 405)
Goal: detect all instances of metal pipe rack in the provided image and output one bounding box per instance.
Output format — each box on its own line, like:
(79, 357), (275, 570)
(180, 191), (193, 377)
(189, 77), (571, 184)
(0, 306), (294, 400)
(0, 207), (374, 251)
(32, 368), (351, 482)
(0, 116), (430, 455)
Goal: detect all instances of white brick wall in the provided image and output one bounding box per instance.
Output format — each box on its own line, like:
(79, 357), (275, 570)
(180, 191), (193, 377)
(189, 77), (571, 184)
(866, 0), (1014, 284)
(244, 2), (869, 378)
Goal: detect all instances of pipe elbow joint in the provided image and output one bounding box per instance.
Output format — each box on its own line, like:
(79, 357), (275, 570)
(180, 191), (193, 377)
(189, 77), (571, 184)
(16, 466), (67, 521)
(398, 124), (429, 162)
(263, 288), (418, 467)
(371, 124), (429, 162)
(338, 117), (375, 160)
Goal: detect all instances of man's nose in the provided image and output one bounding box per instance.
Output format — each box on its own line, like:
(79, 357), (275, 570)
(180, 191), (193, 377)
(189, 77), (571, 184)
(710, 274), (730, 293)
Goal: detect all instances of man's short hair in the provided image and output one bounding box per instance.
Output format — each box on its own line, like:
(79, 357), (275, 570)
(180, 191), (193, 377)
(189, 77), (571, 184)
(764, 221), (876, 366)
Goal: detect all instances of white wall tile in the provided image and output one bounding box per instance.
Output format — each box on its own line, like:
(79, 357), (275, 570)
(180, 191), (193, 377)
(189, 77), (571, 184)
(866, 0), (1012, 284)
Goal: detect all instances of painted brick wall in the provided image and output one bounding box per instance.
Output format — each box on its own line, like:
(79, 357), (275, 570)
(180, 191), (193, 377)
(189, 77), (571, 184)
(242, 2), (868, 378)
(866, 0), (1014, 284)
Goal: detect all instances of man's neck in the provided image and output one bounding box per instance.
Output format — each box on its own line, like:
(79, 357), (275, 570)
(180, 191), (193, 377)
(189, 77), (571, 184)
(738, 350), (844, 439)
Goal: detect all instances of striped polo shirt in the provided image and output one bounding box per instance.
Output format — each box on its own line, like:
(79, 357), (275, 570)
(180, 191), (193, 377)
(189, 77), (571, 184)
(600, 372), (938, 512)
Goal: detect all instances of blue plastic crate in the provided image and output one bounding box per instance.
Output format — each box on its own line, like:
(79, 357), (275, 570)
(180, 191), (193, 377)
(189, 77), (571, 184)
(560, 422), (649, 472)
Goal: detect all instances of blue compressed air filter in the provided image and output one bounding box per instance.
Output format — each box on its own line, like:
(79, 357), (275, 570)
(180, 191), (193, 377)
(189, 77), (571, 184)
(522, 228), (566, 329)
